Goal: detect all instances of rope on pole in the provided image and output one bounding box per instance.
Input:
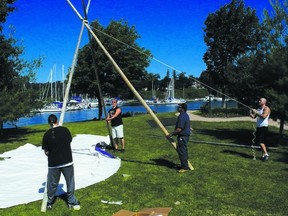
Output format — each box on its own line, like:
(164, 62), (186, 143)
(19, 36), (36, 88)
(88, 25), (253, 111)
(66, 0), (194, 170)
(251, 124), (257, 160)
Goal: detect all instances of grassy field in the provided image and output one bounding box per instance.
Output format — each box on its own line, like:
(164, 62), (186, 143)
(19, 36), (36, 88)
(0, 112), (287, 216)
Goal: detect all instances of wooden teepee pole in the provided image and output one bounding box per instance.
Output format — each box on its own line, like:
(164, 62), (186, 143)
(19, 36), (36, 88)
(66, 0), (194, 170)
(59, 0), (91, 126)
(80, 0), (114, 146)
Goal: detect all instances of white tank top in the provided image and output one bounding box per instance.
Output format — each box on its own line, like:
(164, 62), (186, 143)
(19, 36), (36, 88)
(256, 107), (270, 127)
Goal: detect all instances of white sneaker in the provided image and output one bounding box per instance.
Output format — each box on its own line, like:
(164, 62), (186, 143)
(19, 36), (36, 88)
(68, 202), (81, 210)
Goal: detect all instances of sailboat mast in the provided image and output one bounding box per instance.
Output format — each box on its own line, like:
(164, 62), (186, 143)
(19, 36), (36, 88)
(171, 78), (175, 99)
(62, 65), (65, 101)
(50, 68), (53, 101)
(54, 64), (57, 101)
(152, 79), (154, 98)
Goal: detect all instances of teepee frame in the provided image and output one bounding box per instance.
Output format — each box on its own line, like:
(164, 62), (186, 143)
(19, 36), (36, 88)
(66, 0), (194, 170)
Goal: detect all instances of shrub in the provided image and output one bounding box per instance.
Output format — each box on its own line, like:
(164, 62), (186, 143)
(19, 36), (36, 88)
(200, 105), (248, 117)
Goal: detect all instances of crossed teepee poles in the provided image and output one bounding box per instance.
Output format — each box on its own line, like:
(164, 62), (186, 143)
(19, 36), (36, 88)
(62, 0), (194, 170)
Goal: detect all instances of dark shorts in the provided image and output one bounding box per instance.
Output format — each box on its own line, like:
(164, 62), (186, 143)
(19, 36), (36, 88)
(255, 126), (268, 145)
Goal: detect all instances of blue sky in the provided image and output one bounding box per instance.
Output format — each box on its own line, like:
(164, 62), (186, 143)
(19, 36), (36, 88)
(4, 0), (272, 83)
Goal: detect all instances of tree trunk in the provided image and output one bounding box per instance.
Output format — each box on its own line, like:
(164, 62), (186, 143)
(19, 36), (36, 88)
(221, 96), (227, 109)
(0, 120), (3, 139)
(279, 117), (284, 135)
(97, 95), (103, 120)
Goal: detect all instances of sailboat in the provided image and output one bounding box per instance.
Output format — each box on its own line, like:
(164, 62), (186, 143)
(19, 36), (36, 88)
(36, 65), (67, 113)
(145, 79), (164, 104)
(165, 77), (186, 104)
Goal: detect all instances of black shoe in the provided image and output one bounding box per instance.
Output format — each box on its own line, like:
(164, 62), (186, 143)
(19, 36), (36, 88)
(262, 154), (269, 161)
(47, 203), (53, 210)
(113, 148), (119, 153)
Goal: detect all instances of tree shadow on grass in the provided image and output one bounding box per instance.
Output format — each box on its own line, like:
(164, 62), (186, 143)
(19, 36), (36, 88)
(0, 128), (46, 144)
(194, 128), (279, 147)
(222, 148), (288, 164)
(150, 158), (179, 170)
(221, 149), (255, 159)
(121, 158), (178, 170)
(274, 151), (288, 164)
(195, 128), (253, 145)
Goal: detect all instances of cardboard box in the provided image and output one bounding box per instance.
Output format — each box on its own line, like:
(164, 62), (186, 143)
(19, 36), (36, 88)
(138, 208), (172, 216)
(113, 209), (137, 216)
(113, 207), (172, 216)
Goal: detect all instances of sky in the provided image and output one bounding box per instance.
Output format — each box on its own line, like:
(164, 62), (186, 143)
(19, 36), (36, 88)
(3, 0), (273, 83)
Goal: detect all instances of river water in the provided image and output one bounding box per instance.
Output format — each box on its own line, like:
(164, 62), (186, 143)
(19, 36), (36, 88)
(4, 101), (237, 128)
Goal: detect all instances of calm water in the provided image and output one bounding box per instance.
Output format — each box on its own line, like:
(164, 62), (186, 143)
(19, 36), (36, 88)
(4, 101), (237, 128)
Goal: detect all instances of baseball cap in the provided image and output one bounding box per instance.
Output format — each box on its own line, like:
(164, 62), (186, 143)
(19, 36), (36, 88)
(178, 103), (187, 111)
(48, 114), (57, 124)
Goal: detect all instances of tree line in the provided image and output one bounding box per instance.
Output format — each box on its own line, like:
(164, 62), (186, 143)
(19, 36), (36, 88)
(200, 0), (287, 134)
(0, 0), (287, 135)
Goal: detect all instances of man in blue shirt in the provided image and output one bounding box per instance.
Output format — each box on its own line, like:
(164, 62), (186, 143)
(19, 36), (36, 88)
(167, 103), (191, 173)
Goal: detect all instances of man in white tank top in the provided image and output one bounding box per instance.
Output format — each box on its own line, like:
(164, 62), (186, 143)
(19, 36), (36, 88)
(249, 98), (271, 161)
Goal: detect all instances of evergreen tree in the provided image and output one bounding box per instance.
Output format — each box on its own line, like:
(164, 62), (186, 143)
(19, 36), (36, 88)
(0, 0), (42, 132)
(261, 0), (288, 135)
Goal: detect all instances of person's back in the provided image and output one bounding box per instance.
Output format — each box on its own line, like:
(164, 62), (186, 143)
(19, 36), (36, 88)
(42, 126), (73, 167)
(42, 114), (80, 211)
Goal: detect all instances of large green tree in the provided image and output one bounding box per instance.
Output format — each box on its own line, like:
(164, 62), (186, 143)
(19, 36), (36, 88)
(261, 0), (288, 135)
(203, 0), (263, 106)
(71, 20), (151, 118)
(264, 44), (288, 135)
(0, 0), (42, 132)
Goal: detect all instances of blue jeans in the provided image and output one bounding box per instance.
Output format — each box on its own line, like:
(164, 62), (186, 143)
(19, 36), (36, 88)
(47, 165), (78, 204)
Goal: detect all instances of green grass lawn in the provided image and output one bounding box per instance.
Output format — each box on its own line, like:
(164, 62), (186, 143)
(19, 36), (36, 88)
(0, 112), (287, 216)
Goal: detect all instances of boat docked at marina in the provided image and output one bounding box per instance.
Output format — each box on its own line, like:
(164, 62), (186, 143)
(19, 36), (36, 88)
(36, 101), (64, 113)
(165, 77), (186, 104)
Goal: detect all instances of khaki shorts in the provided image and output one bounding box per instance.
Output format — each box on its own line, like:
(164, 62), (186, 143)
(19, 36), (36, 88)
(112, 125), (124, 139)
